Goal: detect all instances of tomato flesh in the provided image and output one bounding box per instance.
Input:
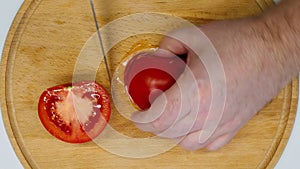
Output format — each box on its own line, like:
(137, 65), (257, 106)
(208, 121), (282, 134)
(124, 52), (186, 110)
(38, 81), (111, 143)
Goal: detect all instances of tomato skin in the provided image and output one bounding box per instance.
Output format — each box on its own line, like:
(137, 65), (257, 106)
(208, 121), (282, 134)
(124, 52), (186, 110)
(38, 81), (111, 143)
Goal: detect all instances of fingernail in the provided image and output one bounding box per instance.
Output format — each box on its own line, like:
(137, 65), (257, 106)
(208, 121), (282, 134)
(154, 48), (176, 58)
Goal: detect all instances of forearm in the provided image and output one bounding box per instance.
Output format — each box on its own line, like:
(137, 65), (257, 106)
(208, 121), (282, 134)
(257, 0), (300, 87)
(197, 0), (300, 102)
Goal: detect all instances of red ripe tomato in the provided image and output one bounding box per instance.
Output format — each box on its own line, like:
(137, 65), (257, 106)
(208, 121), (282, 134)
(124, 51), (186, 110)
(38, 81), (111, 143)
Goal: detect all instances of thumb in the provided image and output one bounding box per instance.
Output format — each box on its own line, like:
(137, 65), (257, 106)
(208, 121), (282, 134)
(131, 89), (169, 124)
(159, 34), (188, 56)
(131, 64), (199, 134)
(130, 82), (185, 133)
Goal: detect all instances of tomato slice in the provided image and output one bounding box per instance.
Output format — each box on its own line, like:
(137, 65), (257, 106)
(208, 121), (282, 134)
(124, 51), (186, 110)
(38, 81), (111, 143)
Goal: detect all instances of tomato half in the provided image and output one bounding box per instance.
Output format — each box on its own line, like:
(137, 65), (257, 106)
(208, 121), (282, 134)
(124, 51), (186, 110)
(38, 81), (111, 143)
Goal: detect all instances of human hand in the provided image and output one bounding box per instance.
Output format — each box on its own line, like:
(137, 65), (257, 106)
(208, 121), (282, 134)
(131, 18), (286, 151)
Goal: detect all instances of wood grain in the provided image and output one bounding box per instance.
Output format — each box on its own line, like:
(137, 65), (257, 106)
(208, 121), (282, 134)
(0, 0), (298, 169)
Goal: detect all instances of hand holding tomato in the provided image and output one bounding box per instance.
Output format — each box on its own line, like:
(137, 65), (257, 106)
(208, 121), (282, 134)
(130, 21), (287, 150)
(124, 50), (186, 110)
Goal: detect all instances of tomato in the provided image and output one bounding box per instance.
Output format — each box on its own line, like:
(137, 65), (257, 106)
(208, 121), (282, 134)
(38, 81), (111, 143)
(124, 52), (186, 110)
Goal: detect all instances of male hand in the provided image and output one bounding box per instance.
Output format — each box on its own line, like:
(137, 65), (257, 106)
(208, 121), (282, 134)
(131, 17), (291, 150)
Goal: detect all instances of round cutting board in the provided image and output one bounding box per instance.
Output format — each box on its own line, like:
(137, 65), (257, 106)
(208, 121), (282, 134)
(0, 0), (298, 168)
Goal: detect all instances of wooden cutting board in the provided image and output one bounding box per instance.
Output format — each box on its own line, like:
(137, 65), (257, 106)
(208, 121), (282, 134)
(1, 0), (298, 168)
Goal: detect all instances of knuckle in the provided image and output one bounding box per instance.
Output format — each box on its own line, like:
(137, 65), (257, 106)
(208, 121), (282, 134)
(152, 118), (165, 130)
(179, 141), (200, 151)
(179, 134), (204, 151)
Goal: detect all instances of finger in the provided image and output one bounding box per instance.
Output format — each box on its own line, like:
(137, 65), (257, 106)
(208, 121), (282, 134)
(131, 90), (168, 124)
(178, 117), (240, 150)
(205, 131), (238, 151)
(132, 66), (199, 134)
(160, 60), (212, 139)
(132, 83), (188, 133)
(131, 89), (180, 132)
(178, 130), (206, 151)
(158, 105), (209, 139)
(156, 78), (211, 138)
(154, 88), (204, 138)
(159, 35), (188, 55)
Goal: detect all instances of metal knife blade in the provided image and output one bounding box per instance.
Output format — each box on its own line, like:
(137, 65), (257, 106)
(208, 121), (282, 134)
(89, 0), (112, 85)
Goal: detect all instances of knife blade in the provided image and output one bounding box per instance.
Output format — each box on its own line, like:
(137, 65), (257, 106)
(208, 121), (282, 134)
(89, 0), (112, 85)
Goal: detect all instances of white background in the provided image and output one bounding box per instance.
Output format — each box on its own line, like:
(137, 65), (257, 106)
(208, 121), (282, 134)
(0, 0), (299, 168)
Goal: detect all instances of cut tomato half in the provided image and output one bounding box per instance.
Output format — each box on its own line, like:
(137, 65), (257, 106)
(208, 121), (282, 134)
(38, 81), (111, 143)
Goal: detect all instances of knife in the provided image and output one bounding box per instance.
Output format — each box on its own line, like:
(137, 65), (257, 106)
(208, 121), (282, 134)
(89, 0), (112, 85)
